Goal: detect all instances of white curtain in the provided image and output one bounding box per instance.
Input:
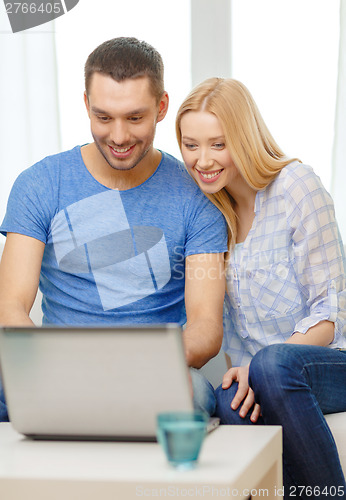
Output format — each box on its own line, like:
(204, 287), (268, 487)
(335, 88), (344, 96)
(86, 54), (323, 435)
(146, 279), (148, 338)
(331, 0), (346, 242)
(0, 19), (61, 238)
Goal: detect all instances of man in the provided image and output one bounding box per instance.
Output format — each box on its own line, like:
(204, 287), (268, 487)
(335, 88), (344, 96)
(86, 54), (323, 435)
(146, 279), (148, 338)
(0, 37), (227, 421)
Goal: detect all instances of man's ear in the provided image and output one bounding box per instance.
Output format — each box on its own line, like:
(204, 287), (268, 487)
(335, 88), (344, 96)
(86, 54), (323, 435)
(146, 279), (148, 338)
(84, 91), (90, 118)
(157, 92), (169, 123)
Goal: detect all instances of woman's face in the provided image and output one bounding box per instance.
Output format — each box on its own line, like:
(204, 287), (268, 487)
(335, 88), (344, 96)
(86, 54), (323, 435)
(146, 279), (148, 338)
(180, 110), (238, 194)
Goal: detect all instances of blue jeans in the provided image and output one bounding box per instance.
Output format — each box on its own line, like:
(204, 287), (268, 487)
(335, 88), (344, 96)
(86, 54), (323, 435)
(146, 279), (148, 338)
(215, 344), (346, 499)
(190, 367), (216, 416)
(0, 378), (9, 422)
(0, 368), (216, 423)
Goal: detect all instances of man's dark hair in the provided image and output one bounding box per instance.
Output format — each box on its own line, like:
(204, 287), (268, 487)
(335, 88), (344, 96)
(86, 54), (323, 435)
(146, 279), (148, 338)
(84, 37), (165, 102)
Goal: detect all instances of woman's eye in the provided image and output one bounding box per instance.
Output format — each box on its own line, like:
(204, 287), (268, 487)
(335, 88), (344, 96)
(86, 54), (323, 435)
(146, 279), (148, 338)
(214, 143), (225, 149)
(183, 143), (197, 150)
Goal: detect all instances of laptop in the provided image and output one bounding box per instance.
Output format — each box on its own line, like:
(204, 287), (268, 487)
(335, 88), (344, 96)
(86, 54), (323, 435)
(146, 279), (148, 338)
(0, 324), (200, 441)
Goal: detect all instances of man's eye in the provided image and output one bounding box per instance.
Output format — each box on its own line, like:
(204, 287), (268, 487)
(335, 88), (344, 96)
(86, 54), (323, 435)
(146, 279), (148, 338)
(128, 116), (142, 122)
(98, 116), (110, 122)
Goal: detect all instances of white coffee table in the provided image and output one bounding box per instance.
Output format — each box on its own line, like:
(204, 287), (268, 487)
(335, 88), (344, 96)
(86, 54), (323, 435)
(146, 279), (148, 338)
(0, 423), (282, 499)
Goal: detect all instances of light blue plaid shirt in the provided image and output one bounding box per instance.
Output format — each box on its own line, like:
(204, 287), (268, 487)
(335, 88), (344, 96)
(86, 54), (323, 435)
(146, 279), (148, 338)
(223, 161), (346, 366)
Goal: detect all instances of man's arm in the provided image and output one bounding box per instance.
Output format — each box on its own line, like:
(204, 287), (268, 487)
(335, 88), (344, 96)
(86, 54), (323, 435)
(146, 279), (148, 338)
(0, 233), (45, 325)
(183, 253), (225, 369)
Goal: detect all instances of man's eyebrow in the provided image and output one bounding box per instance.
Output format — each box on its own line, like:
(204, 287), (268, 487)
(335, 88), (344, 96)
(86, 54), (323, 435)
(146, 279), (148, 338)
(91, 106), (109, 114)
(91, 106), (149, 115)
(126, 107), (149, 115)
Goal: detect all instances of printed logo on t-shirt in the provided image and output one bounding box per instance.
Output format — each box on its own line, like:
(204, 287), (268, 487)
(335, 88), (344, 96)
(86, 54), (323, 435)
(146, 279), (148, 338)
(50, 190), (171, 310)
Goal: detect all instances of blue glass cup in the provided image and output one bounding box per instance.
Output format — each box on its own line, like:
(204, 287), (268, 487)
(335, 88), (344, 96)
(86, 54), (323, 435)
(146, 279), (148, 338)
(156, 411), (208, 470)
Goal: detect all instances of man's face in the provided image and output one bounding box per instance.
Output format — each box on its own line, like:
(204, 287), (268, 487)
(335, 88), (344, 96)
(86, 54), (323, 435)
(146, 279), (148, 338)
(85, 73), (168, 172)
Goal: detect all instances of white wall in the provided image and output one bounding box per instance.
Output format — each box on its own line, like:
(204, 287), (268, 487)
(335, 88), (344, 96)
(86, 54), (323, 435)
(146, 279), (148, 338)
(231, 0), (340, 191)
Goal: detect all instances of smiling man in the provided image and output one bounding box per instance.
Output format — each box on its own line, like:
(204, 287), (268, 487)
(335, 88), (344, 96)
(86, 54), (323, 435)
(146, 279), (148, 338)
(83, 74), (164, 187)
(0, 38), (228, 421)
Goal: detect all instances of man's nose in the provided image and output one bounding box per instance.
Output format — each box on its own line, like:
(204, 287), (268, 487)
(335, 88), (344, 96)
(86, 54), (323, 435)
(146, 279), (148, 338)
(110, 121), (131, 146)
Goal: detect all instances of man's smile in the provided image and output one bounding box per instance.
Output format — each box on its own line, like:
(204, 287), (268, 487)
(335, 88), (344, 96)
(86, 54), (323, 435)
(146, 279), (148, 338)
(109, 144), (136, 158)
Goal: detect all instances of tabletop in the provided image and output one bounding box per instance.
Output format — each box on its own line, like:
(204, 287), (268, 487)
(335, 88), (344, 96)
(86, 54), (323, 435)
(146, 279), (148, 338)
(0, 423), (282, 499)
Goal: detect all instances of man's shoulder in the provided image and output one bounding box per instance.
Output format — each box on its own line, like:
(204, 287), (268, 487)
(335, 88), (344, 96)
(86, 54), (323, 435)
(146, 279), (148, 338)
(160, 150), (186, 172)
(18, 145), (78, 174)
(16, 146), (82, 186)
(33, 145), (81, 171)
(158, 152), (227, 229)
(159, 151), (201, 191)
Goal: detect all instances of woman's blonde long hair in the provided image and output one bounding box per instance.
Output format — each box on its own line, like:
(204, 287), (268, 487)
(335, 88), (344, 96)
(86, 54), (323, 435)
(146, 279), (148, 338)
(176, 78), (299, 248)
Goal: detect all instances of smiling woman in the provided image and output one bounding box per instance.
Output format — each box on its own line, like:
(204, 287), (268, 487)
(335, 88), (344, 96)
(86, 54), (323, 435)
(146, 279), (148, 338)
(175, 73), (346, 497)
(180, 110), (235, 193)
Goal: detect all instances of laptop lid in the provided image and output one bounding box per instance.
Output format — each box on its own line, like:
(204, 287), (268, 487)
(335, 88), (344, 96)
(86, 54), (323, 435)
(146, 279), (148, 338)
(0, 324), (193, 441)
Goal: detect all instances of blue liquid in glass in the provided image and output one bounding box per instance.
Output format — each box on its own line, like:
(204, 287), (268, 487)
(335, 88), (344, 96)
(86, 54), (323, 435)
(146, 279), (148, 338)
(159, 421), (206, 469)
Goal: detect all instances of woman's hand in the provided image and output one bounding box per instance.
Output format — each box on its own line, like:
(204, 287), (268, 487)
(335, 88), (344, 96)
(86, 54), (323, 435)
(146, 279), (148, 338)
(222, 364), (261, 423)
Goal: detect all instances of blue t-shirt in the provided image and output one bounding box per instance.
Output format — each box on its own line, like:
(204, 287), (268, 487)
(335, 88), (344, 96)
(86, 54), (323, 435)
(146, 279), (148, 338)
(1, 147), (227, 325)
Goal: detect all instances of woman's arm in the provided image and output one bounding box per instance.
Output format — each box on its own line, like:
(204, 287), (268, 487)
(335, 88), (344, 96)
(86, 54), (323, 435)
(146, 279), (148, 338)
(285, 164), (346, 343)
(287, 320), (335, 346)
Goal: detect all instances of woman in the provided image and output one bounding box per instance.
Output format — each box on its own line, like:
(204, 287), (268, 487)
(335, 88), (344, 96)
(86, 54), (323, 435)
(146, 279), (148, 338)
(176, 78), (346, 498)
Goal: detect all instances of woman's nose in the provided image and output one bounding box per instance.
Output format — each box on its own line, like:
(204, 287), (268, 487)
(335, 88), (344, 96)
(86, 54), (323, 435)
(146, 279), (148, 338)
(196, 150), (213, 170)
